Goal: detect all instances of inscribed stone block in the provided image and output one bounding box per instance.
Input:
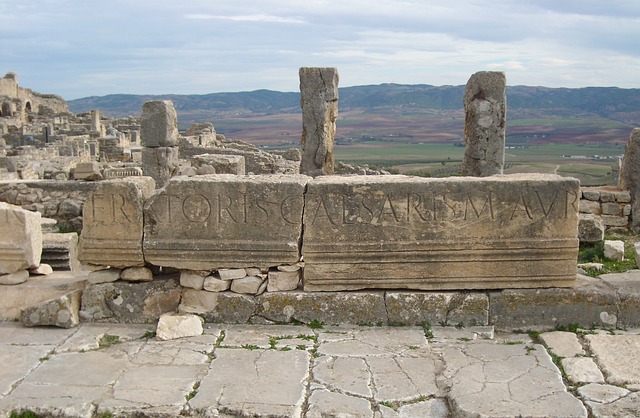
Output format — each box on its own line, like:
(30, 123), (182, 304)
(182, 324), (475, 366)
(144, 175), (309, 270)
(79, 177), (155, 268)
(0, 202), (42, 274)
(303, 174), (579, 291)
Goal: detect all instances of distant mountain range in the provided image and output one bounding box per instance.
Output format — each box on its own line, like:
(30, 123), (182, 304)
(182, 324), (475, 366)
(67, 84), (640, 146)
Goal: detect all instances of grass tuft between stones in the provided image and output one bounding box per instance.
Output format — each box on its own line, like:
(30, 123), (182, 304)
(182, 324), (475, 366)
(98, 334), (121, 349)
(9, 410), (40, 418)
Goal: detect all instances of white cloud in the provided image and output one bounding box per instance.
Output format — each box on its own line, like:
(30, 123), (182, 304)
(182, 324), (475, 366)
(184, 13), (306, 24)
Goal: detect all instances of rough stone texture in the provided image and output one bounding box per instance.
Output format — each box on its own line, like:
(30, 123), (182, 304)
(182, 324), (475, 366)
(600, 270), (640, 327)
(461, 71), (506, 176)
(179, 289), (255, 323)
(120, 266), (153, 282)
(42, 232), (80, 271)
(140, 100), (178, 148)
(619, 128), (640, 231)
(299, 67), (339, 175)
(0, 269), (29, 285)
(80, 276), (181, 323)
(203, 275), (230, 292)
(604, 239), (625, 261)
(79, 177), (155, 268)
(20, 289), (81, 328)
(180, 270), (206, 290)
(562, 357), (605, 384)
(577, 383), (629, 404)
(230, 276), (264, 294)
(539, 331), (585, 357)
(141, 146), (179, 189)
(256, 291), (388, 325)
(192, 153), (245, 175)
(218, 268), (247, 281)
(588, 391), (640, 418)
(578, 213), (605, 243)
(156, 313), (203, 340)
(441, 343), (587, 417)
(0, 201), (42, 274)
(144, 175), (309, 270)
(303, 174), (579, 291)
(385, 291), (488, 326)
(87, 268), (121, 284)
(267, 269), (300, 291)
(73, 161), (102, 181)
(579, 199), (602, 214)
(489, 274), (619, 331)
(585, 334), (640, 385)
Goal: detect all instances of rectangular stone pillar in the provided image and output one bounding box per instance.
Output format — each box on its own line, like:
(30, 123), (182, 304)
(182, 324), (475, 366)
(79, 177), (156, 268)
(302, 174), (579, 291)
(0, 202), (42, 274)
(143, 174), (309, 270)
(141, 100), (179, 188)
(299, 67), (339, 176)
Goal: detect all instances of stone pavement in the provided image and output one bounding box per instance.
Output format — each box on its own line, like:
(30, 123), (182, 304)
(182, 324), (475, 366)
(1, 322), (639, 417)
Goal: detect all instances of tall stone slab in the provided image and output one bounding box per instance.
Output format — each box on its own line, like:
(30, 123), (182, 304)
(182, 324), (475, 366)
(0, 202), (42, 274)
(461, 71), (506, 177)
(299, 67), (339, 175)
(144, 174), (309, 270)
(141, 147), (179, 188)
(619, 128), (640, 231)
(302, 174), (579, 291)
(79, 177), (156, 268)
(140, 100), (179, 148)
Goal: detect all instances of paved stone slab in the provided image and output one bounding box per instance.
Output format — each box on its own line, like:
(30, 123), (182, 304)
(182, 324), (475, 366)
(585, 334), (640, 385)
(539, 330), (585, 357)
(306, 389), (372, 417)
(380, 398), (450, 418)
(0, 344), (53, 397)
(189, 348), (308, 417)
(588, 392), (640, 418)
(562, 357), (605, 384)
(317, 327), (428, 357)
(577, 383), (629, 404)
(220, 324), (315, 349)
(439, 342), (587, 417)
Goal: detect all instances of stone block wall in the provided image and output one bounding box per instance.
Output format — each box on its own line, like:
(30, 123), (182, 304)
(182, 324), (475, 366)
(579, 186), (631, 230)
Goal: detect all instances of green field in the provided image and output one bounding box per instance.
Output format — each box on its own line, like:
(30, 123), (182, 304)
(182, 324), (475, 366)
(335, 141), (622, 186)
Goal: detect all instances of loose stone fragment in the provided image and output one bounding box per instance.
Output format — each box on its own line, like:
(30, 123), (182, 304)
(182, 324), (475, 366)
(0, 202), (42, 274)
(120, 266), (153, 282)
(180, 270), (207, 290)
(87, 268), (121, 284)
(267, 269), (300, 291)
(603, 240), (625, 261)
(578, 214), (605, 243)
(156, 313), (204, 340)
(218, 268), (247, 281)
(29, 264), (53, 275)
(0, 270), (29, 285)
(20, 289), (81, 328)
(461, 71), (506, 176)
(203, 275), (231, 292)
(230, 276), (264, 295)
(299, 67), (339, 175)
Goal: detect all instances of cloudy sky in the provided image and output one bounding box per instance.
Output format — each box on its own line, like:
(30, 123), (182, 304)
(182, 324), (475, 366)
(2, 0), (639, 99)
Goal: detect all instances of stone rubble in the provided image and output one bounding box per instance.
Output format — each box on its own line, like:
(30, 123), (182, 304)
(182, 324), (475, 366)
(1, 323), (638, 417)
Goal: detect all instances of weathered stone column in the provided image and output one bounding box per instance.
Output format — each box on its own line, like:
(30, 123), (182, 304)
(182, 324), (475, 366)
(141, 100), (179, 188)
(299, 67), (339, 175)
(461, 71), (506, 177)
(619, 128), (640, 231)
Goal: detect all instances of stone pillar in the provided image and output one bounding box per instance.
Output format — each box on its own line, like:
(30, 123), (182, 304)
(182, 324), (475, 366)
(618, 128), (640, 231)
(90, 109), (104, 137)
(140, 100), (179, 188)
(299, 67), (339, 176)
(461, 71), (506, 177)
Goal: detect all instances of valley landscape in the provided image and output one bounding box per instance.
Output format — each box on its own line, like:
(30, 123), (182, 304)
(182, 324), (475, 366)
(69, 84), (640, 186)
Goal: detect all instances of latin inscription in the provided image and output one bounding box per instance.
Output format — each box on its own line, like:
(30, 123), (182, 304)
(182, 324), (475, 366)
(87, 193), (134, 225)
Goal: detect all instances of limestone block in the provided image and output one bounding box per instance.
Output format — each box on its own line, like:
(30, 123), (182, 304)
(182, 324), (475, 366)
(461, 71), (506, 177)
(581, 190), (600, 201)
(539, 331), (585, 357)
(179, 289), (255, 323)
(578, 214), (604, 243)
(42, 232), (80, 271)
(386, 291), (489, 327)
(156, 313), (204, 340)
(601, 202), (622, 216)
(79, 177), (155, 268)
(267, 269), (300, 291)
(140, 100), (178, 147)
(120, 266), (153, 282)
(0, 202), (42, 274)
(303, 174), (579, 291)
(20, 289), (81, 329)
(599, 191), (615, 202)
(299, 67), (339, 175)
(192, 154), (245, 175)
(600, 271), (640, 327)
(579, 199), (601, 214)
(203, 275), (231, 292)
(218, 268), (247, 281)
(602, 215), (628, 227)
(616, 191), (631, 203)
(0, 269), (29, 285)
(604, 240), (624, 261)
(144, 175), (309, 270)
(80, 276), (181, 323)
(87, 268), (121, 284)
(256, 291), (388, 325)
(230, 276), (264, 295)
(489, 274), (618, 331)
(141, 147), (179, 189)
(577, 383), (629, 404)
(73, 162), (102, 181)
(561, 357), (604, 384)
(180, 270), (207, 290)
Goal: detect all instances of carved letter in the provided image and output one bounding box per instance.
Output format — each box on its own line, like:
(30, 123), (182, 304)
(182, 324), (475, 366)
(218, 194), (239, 223)
(464, 192), (494, 220)
(310, 196), (337, 225)
(535, 190), (557, 217)
(510, 194), (533, 220)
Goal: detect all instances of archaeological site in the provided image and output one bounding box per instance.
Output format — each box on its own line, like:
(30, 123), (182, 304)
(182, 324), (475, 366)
(1, 68), (640, 417)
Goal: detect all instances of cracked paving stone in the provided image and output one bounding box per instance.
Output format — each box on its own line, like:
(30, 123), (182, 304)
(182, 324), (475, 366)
(318, 327), (428, 356)
(313, 356), (371, 397)
(220, 324), (315, 349)
(379, 398), (450, 418)
(439, 342), (587, 417)
(55, 323), (154, 353)
(588, 392), (640, 418)
(189, 348), (308, 417)
(306, 389), (373, 418)
(577, 383), (630, 404)
(369, 357), (438, 402)
(561, 357), (605, 384)
(133, 333), (219, 365)
(585, 334), (640, 385)
(0, 344), (55, 397)
(539, 331), (585, 358)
